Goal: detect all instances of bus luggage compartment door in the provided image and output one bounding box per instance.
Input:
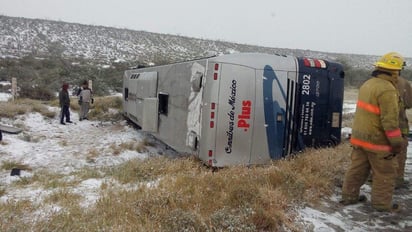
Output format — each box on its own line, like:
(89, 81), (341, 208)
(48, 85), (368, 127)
(214, 64), (256, 166)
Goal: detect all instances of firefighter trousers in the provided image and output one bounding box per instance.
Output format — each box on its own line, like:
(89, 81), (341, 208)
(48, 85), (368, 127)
(342, 147), (397, 211)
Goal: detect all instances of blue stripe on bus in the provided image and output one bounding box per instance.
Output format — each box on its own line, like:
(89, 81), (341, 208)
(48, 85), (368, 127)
(263, 65), (285, 159)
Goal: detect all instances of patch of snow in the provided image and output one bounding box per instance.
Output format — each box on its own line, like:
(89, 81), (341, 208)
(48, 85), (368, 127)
(0, 92), (11, 101)
(341, 127), (352, 140)
(343, 102), (356, 114)
(0, 81), (11, 86)
(0, 106), (158, 213)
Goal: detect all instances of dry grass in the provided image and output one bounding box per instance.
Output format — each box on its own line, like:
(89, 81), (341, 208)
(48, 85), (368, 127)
(34, 170), (79, 189)
(0, 143), (352, 231)
(117, 139), (155, 153)
(86, 148), (100, 163)
(72, 167), (104, 180)
(0, 98), (56, 119)
(95, 144), (350, 231)
(10, 144), (353, 231)
(43, 189), (82, 207)
(0, 200), (37, 231)
(0, 160), (32, 171)
(88, 96), (123, 122)
(109, 143), (122, 155)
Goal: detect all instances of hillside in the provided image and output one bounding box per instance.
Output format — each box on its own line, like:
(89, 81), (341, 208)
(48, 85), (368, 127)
(2, 15), (410, 69)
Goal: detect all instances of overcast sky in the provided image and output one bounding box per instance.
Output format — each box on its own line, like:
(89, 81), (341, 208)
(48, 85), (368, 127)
(1, 0), (412, 57)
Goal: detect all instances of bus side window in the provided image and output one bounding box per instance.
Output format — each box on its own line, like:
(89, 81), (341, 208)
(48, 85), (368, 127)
(158, 93), (169, 115)
(124, 88), (129, 101)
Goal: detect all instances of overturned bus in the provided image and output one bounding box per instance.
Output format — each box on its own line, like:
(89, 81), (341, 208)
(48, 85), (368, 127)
(123, 53), (344, 167)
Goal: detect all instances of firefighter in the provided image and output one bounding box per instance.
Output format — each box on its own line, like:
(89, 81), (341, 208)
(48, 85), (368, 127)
(395, 74), (412, 189)
(340, 52), (405, 212)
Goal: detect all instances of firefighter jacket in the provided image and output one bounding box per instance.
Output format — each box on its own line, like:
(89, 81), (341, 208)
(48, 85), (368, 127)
(350, 69), (403, 154)
(397, 76), (412, 136)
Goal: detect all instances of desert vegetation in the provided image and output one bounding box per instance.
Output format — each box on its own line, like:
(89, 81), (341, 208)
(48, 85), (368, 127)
(0, 55), (136, 98)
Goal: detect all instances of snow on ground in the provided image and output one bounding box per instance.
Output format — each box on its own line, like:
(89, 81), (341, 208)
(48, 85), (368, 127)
(0, 105), (168, 211)
(1, 112), (148, 173)
(343, 102), (357, 114)
(0, 92), (11, 101)
(1, 101), (411, 231)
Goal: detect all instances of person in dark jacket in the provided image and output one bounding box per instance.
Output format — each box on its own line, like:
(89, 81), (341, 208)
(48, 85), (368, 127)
(341, 52), (405, 212)
(59, 83), (72, 125)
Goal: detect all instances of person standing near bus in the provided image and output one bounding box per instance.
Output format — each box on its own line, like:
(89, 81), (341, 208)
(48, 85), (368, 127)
(340, 52), (404, 212)
(59, 83), (72, 125)
(78, 80), (93, 121)
(395, 75), (412, 189)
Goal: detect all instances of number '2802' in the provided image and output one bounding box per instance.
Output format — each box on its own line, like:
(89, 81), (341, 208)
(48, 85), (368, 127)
(301, 74), (311, 95)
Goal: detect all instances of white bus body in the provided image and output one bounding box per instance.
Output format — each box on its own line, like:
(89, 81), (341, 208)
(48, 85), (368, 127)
(123, 53), (344, 167)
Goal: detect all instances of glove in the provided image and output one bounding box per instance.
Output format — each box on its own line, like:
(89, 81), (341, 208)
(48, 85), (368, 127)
(391, 143), (402, 154)
(78, 99), (82, 105)
(388, 134), (403, 154)
(91, 98), (94, 104)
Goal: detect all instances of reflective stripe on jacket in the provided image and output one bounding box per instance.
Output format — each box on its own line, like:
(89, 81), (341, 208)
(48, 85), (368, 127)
(350, 70), (402, 154)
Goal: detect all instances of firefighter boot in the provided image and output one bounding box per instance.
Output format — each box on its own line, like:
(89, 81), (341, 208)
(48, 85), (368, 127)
(339, 194), (367, 206)
(395, 179), (410, 189)
(374, 203), (400, 213)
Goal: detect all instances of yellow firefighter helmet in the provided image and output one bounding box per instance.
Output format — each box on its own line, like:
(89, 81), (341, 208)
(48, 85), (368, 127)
(374, 52), (405, 70)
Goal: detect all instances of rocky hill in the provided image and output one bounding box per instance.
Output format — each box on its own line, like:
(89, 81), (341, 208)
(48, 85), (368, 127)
(3, 15), (409, 69)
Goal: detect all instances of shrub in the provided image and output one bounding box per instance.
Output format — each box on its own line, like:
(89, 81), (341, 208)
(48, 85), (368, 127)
(0, 101), (27, 118)
(0, 161), (31, 171)
(19, 85), (56, 101)
(210, 207), (256, 231)
(160, 208), (208, 232)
